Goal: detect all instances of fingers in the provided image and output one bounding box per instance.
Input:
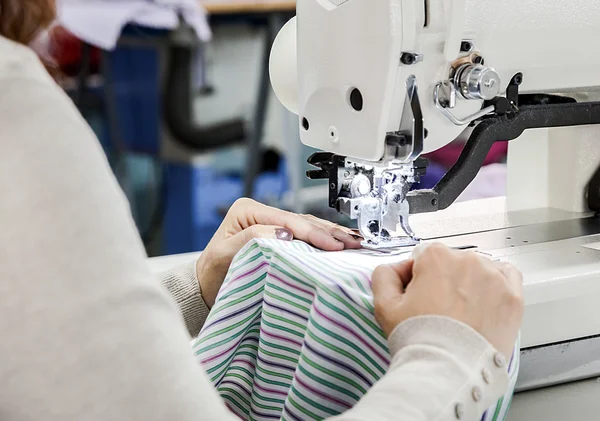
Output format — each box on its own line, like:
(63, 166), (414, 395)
(495, 261), (524, 295)
(230, 199), (359, 251)
(297, 214), (362, 249)
(372, 263), (411, 337)
(372, 262), (411, 301)
(387, 260), (415, 288)
(224, 225), (294, 259)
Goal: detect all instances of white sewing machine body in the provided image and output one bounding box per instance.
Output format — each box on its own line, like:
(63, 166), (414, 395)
(270, 0), (600, 247)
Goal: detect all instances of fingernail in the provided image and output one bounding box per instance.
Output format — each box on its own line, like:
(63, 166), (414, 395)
(332, 228), (353, 244)
(275, 228), (293, 241)
(350, 234), (363, 240)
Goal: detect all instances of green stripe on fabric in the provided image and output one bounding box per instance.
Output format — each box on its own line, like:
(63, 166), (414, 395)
(196, 313), (261, 355)
(219, 387), (251, 409)
(252, 389), (285, 406)
(229, 243), (260, 270)
(264, 289), (311, 313)
(216, 273), (267, 303)
(199, 307), (263, 343)
(317, 295), (387, 350)
(262, 310), (307, 334)
(254, 365), (294, 384)
(209, 286), (265, 317)
(290, 385), (338, 416)
(305, 258), (372, 309)
(272, 257), (381, 332)
(259, 345), (301, 365)
(267, 282), (313, 305)
(288, 396), (320, 420)
(249, 388), (286, 405)
(221, 394), (249, 418)
(306, 328), (379, 379)
(210, 348), (259, 380)
(296, 366), (360, 402)
(205, 324), (262, 380)
(492, 395), (505, 421)
(228, 366), (255, 378)
(300, 353), (366, 395)
(221, 372), (254, 388)
(259, 337), (302, 357)
(501, 395), (514, 421)
(249, 392), (285, 410)
(268, 262), (317, 291)
(310, 317), (385, 375)
(236, 367), (291, 388)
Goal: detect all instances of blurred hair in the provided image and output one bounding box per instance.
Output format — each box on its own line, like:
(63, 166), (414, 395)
(0, 0), (56, 44)
(0, 0), (57, 71)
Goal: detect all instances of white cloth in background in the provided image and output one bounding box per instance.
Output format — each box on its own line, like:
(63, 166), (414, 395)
(57, 0), (211, 50)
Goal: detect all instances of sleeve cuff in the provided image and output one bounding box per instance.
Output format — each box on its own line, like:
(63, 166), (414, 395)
(388, 316), (511, 420)
(159, 261), (210, 338)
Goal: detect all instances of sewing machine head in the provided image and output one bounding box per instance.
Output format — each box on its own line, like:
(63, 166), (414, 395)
(270, 0), (600, 248)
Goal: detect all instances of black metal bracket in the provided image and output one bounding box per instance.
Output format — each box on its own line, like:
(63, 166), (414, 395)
(307, 152), (347, 209)
(408, 97), (600, 214)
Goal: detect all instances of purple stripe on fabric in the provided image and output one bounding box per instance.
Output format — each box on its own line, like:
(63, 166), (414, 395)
(284, 254), (365, 308)
(201, 334), (259, 365)
(202, 340), (244, 364)
(481, 410), (488, 421)
(295, 376), (352, 410)
(263, 296), (309, 322)
(283, 406), (304, 421)
(256, 353), (296, 373)
(269, 272), (315, 297)
(203, 298), (263, 331)
(304, 341), (372, 386)
(260, 327), (304, 348)
(219, 380), (252, 397)
(253, 381), (289, 397)
(508, 349), (515, 373)
(226, 261), (269, 288)
(250, 408), (280, 420)
(224, 402), (245, 420)
(313, 302), (389, 365)
(230, 358), (257, 371)
(335, 285), (361, 307)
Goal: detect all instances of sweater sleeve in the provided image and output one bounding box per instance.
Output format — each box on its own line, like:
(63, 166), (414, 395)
(158, 261), (210, 338)
(331, 316), (510, 421)
(0, 37), (510, 421)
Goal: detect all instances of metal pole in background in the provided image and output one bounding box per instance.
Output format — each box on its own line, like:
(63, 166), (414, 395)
(243, 13), (286, 199)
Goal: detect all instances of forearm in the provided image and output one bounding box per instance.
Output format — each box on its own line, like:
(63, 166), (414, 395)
(330, 316), (510, 421)
(159, 261), (210, 338)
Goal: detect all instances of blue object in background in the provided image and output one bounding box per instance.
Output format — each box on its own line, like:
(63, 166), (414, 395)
(165, 161), (288, 254)
(104, 44), (161, 155)
(416, 161), (447, 190)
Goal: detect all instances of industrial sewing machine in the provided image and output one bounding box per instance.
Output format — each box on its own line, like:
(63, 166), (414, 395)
(268, 0), (600, 417)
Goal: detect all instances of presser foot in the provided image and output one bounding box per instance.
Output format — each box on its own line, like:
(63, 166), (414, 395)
(361, 236), (420, 251)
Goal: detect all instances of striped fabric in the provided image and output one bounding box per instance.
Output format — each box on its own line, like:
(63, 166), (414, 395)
(192, 239), (519, 421)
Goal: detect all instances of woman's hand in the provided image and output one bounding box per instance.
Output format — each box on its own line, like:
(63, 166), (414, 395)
(372, 243), (524, 358)
(196, 198), (362, 308)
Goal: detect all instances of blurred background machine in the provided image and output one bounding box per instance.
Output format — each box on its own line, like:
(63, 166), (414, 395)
(53, 0), (507, 257)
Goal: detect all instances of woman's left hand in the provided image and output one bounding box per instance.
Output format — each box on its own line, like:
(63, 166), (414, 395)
(196, 198), (362, 308)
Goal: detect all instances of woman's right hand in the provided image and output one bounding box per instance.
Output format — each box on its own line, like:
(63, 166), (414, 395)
(372, 243), (524, 358)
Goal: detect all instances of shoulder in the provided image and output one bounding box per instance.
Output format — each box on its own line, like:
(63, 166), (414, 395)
(0, 35), (50, 81)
